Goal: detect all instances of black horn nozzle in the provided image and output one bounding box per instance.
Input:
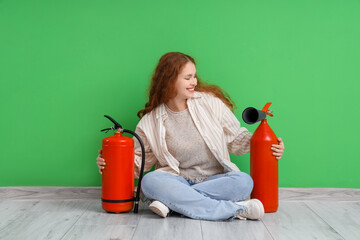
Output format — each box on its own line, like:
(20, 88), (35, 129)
(242, 107), (267, 124)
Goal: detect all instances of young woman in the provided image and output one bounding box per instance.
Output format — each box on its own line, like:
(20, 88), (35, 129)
(96, 52), (285, 221)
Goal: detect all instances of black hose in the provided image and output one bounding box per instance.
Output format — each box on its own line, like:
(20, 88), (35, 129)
(123, 129), (146, 214)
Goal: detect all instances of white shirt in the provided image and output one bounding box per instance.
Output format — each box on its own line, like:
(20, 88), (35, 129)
(133, 91), (253, 178)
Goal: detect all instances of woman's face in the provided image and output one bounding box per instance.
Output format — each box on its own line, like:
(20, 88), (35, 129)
(174, 61), (197, 100)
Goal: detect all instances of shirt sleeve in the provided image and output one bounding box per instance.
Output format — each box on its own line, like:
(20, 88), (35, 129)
(220, 100), (253, 156)
(133, 124), (158, 179)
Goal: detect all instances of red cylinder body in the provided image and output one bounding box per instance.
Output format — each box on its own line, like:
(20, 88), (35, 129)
(102, 131), (134, 213)
(250, 119), (278, 213)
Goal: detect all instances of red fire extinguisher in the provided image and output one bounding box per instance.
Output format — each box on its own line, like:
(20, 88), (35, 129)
(242, 103), (278, 213)
(100, 115), (145, 213)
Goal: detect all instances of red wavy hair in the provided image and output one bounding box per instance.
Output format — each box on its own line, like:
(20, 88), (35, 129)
(137, 52), (236, 119)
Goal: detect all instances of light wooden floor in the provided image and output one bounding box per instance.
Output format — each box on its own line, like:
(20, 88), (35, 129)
(1, 187), (360, 240)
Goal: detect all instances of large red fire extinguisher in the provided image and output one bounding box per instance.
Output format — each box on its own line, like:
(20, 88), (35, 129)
(100, 115), (145, 213)
(242, 103), (278, 213)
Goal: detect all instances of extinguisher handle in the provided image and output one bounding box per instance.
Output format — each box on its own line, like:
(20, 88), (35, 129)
(103, 115), (123, 130)
(123, 129), (146, 214)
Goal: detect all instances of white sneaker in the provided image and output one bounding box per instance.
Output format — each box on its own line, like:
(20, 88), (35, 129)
(149, 200), (170, 218)
(235, 199), (265, 220)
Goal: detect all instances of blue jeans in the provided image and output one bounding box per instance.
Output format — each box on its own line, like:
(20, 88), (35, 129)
(141, 170), (254, 221)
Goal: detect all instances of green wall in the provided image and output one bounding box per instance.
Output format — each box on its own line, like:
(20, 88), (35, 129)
(1, 0), (359, 188)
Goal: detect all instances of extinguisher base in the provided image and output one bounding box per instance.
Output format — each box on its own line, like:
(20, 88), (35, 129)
(102, 202), (134, 213)
(264, 206), (278, 213)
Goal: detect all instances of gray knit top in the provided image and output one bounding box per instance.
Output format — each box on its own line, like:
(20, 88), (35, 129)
(164, 104), (224, 183)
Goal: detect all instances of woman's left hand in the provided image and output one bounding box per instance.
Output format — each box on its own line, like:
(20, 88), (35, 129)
(271, 137), (285, 160)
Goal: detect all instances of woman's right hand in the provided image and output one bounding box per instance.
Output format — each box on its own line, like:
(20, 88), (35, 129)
(96, 150), (106, 174)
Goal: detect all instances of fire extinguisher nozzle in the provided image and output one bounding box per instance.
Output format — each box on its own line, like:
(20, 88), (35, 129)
(242, 107), (267, 124)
